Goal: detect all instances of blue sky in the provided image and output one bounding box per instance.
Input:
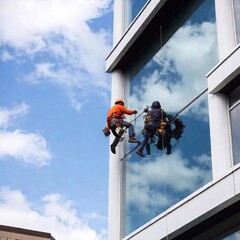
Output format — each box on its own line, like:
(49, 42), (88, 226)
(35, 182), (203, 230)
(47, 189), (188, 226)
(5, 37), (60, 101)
(0, 1), (113, 239)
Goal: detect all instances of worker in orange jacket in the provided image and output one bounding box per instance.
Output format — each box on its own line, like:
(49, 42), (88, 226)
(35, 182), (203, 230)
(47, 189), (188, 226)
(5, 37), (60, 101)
(107, 98), (140, 154)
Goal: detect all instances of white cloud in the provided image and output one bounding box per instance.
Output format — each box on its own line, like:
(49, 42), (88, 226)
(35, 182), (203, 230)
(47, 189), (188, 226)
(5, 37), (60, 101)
(0, 104), (52, 166)
(0, 0), (112, 111)
(0, 50), (14, 61)
(0, 0), (111, 51)
(126, 150), (212, 215)
(0, 186), (107, 240)
(0, 103), (29, 128)
(0, 130), (52, 166)
(130, 21), (218, 120)
(84, 212), (107, 221)
(194, 153), (212, 169)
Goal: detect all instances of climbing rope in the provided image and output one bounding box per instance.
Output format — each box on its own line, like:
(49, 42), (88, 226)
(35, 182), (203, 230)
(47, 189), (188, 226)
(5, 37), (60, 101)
(120, 88), (208, 161)
(170, 88), (208, 123)
(120, 143), (140, 161)
(160, 25), (169, 240)
(129, 109), (147, 123)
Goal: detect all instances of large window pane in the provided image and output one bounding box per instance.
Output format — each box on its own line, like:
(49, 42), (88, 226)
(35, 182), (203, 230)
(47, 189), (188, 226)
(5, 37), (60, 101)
(124, 0), (149, 30)
(122, 0), (218, 237)
(233, 0), (240, 43)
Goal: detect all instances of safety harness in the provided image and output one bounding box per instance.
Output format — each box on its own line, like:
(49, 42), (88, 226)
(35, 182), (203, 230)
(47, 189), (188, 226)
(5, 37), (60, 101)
(102, 114), (126, 139)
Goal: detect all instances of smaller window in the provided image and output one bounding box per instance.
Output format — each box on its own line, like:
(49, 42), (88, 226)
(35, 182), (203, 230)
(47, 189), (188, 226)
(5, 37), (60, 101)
(124, 0), (149, 30)
(233, 0), (240, 43)
(229, 85), (240, 107)
(228, 84), (240, 165)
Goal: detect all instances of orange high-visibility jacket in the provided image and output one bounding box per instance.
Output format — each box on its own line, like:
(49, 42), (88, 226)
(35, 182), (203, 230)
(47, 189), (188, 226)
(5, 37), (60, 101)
(107, 104), (135, 120)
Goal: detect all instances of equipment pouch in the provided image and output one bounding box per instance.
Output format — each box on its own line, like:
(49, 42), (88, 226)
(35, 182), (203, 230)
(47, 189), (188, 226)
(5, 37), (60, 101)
(102, 126), (111, 137)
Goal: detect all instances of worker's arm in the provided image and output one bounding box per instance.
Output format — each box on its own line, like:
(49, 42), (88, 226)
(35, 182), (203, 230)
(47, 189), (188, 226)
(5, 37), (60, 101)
(119, 105), (137, 115)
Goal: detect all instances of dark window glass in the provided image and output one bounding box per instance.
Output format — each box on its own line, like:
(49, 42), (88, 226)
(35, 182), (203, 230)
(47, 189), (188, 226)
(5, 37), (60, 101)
(229, 85), (240, 107)
(229, 85), (240, 165)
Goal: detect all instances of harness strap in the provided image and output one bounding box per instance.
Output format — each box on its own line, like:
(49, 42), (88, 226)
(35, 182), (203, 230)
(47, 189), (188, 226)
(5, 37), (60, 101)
(107, 115), (123, 128)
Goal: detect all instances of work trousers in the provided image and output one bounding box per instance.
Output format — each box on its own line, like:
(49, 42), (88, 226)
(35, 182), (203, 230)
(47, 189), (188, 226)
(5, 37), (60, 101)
(110, 119), (135, 147)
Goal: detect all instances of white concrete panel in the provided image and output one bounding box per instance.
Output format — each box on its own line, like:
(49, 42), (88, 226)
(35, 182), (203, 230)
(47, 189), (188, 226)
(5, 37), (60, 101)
(167, 174), (235, 235)
(233, 165), (240, 196)
(108, 70), (125, 240)
(208, 93), (232, 180)
(113, 0), (124, 45)
(124, 216), (167, 240)
(208, 45), (240, 94)
(215, 0), (236, 60)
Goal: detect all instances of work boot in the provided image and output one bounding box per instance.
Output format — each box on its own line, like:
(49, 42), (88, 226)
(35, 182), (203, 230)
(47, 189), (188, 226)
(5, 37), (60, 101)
(136, 150), (145, 157)
(128, 137), (140, 144)
(166, 146), (172, 155)
(111, 145), (116, 154)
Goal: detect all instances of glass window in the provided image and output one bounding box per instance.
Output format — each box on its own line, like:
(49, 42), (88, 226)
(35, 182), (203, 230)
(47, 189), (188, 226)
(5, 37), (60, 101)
(124, 0), (149, 30)
(229, 85), (240, 165)
(122, 0), (218, 237)
(233, 0), (240, 43)
(222, 230), (240, 240)
(187, 209), (240, 239)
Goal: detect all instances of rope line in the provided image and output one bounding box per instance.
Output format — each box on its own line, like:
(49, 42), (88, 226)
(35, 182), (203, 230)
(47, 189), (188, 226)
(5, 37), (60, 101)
(121, 88), (208, 161)
(120, 143), (140, 161)
(129, 110), (146, 123)
(160, 25), (169, 240)
(159, 25), (165, 155)
(170, 88), (208, 122)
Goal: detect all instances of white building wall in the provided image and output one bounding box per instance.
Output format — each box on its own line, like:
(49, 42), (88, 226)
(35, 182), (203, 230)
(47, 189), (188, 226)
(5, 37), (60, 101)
(215, 0), (236, 60)
(208, 93), (232, 180)
(108, 0), (240, 239)
(108, 70), (125, 240)
(208, 0), (239, 180)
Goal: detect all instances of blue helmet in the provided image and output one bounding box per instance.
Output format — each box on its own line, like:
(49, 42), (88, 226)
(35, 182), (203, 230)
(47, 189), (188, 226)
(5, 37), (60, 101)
(151, 101), (161, 109)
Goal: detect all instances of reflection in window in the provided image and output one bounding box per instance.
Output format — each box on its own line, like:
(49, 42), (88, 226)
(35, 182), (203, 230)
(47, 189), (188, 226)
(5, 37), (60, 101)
(192, 211), (240, 239)
(233, 0), (240, 43)
(222, 230), (240, 240)
(124, 0), (149, 30)
(229, 85), (240, 165)
(216, 221), (240, 240)
(122, 0), (218, 237)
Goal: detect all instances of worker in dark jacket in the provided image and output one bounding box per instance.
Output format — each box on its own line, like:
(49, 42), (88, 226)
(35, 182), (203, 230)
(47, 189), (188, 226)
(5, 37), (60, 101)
(107, 98), (140, 154)
(136, 101), (173, 157)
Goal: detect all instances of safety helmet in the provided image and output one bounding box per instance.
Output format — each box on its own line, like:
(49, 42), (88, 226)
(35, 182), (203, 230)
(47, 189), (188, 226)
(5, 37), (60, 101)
(151, 101), (161, 109)
(115, 98), (124, 105)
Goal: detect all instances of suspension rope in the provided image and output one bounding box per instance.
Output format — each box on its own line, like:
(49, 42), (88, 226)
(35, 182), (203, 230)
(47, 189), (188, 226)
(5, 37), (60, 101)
(159, 24), (169, 240)
(160, 25), (165, 155)
(170, 88), (208, 123)
(120, 87), (208, 161)
(120, 143), (140, 161)
(129, 109), (147, 123)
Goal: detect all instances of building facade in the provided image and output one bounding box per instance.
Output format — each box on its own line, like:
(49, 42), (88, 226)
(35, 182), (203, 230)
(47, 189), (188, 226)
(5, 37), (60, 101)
(106, 0), (240, 240)
(0, 225), (55, 240)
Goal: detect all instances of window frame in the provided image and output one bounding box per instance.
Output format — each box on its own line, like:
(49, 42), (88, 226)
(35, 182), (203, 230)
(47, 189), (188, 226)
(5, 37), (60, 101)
(228, 94), (240, 166)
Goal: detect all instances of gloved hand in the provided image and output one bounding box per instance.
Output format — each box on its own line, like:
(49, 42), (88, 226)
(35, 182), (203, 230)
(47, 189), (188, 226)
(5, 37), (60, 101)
(133, 110), (137, 114)
(143, 108), (148, 113)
